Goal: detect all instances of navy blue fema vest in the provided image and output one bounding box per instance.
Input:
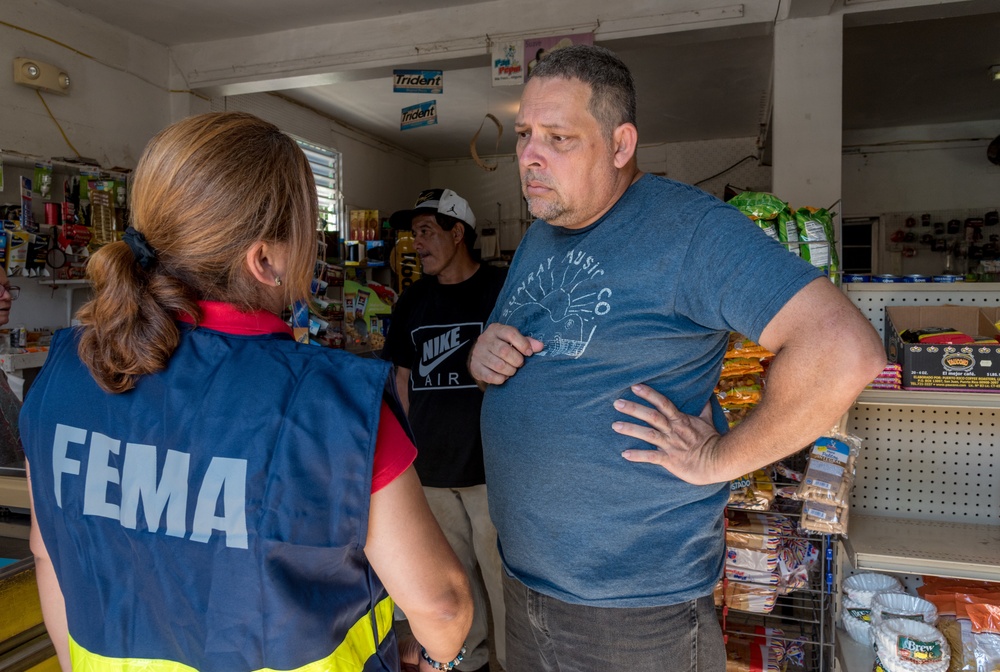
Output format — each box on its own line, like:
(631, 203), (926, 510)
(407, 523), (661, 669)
(21, 324), (399, 672)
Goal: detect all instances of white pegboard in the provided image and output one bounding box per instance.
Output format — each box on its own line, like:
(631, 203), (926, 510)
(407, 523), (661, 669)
(846, 283), (1000, 341)
(848, 405), (997, 523)
(845, 283), (1000, 524)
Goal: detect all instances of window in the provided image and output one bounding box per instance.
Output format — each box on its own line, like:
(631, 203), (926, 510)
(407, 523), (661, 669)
(293, 137), (343, 233)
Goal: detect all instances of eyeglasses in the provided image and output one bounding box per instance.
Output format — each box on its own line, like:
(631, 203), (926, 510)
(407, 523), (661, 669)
(0, 286), (19, 300)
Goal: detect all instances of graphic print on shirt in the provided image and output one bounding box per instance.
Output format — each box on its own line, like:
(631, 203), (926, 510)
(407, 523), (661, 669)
(499, 248), (612, 358)
(411, 322), (484, 390)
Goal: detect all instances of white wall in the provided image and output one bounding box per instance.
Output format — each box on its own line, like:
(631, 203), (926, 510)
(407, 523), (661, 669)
(637, 136), (772, 200)
(215, 93), (430, 219)
(429, 156), (524, 250)
(842, 121), (1000, 216)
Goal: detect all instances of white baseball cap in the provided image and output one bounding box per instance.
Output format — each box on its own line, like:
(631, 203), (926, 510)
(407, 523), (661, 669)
(389, 188), (476, 231)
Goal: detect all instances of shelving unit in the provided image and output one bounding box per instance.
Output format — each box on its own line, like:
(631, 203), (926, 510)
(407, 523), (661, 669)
(722, 522), (839, 671)
(837, 283), (1000, 671)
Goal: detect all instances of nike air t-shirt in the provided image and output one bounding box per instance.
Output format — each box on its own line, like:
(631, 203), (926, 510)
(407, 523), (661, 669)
(383, 264), (507, 487)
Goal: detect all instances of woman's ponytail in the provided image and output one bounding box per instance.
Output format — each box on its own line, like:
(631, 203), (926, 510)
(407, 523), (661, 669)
(76, 240), (197, 394)
(74, 112), (318, 393)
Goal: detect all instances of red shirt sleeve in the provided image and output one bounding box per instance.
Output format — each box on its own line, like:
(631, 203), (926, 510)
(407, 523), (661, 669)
(372, 401), (417, 493)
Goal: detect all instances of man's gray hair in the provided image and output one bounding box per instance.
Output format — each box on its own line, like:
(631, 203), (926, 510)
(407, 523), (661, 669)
(527, 44), (637, 138)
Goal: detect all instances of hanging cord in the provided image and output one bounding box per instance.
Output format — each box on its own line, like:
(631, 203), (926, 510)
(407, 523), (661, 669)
(693, 155), (758, 187)
(36, 90), (82, 158)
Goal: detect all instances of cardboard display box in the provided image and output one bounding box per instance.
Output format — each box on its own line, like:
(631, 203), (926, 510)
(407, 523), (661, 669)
(885, 305), (1000, 392)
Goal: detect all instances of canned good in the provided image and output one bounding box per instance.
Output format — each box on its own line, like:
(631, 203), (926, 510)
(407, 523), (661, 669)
(843, 274), (871, 283)
(872, 274), (901, 283)
(903, 275), (930, 283)
(932, 275), (965, 283)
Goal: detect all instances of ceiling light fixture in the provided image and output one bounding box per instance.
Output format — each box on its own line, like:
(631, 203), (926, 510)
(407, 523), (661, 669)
(990, 65), (1000, 83)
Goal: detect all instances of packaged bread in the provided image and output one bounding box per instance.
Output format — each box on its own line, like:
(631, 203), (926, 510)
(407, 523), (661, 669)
(799, 499), (849, 535)
(726, 545), (779, 574)
(716, 580), (778, 614)
(796, 433), (861, 507)
(728, 469), (774, 511)
(725, 511), (789, 550)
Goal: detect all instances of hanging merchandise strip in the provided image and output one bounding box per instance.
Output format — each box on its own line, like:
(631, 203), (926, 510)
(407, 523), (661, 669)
(470, 113), (503, 172)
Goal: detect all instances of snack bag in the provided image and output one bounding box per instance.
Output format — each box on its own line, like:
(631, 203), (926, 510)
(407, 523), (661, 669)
(725, 333), (774, 360)
(721, 357), (764, 378)
(794, 206), (840, 276)
(716, 375), (763, 408)
(776, 209), (800, 257)
(728, 191), (790, 242)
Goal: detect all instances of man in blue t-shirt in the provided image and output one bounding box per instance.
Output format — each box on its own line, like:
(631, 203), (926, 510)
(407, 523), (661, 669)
(469, 45), (886, 671)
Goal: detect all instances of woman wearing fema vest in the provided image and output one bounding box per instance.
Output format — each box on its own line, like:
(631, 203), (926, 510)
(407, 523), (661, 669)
(20, 112), (472, 672)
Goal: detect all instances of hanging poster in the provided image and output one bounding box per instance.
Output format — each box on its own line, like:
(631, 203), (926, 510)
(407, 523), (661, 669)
(491, 40), (524, 87)
(400, 100), (438, 130)
(524, 33), (595, 78)
(393, 69), (443, 94)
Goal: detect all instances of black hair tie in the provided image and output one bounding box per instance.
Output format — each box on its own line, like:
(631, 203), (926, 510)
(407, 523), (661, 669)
(123, 227), (158, 271)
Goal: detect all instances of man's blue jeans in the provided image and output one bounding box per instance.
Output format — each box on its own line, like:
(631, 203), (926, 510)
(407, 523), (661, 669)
(503, 572), (726, 671)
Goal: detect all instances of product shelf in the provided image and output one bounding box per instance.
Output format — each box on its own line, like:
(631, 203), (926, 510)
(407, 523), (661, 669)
(841, 514), (1000, 582)
(0, 350), (48, 374)
(856, 388), (1000, 409)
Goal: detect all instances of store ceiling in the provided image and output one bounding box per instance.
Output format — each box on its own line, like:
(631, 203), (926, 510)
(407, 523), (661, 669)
(52, 0), (1000, 161)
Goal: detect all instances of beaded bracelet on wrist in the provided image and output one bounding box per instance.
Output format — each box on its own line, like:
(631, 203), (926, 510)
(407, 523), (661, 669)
(419, 644), (467, 670)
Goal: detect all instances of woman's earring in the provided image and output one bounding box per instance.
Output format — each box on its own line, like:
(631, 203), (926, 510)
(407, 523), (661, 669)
(274, 276), (282, 287)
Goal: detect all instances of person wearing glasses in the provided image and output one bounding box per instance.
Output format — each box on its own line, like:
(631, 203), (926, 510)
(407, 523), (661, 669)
(20, 112), (472, 672)
(0, 266), (22, 469)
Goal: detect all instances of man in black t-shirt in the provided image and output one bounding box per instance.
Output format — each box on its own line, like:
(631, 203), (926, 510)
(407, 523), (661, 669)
(383, 189), (507, 672)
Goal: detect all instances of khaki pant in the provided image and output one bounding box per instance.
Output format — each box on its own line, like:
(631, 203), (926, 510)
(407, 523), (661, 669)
(422, 484), (505, 670)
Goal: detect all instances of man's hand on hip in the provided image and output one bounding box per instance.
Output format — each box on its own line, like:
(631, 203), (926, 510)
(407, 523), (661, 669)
(613, 383), (725, 486)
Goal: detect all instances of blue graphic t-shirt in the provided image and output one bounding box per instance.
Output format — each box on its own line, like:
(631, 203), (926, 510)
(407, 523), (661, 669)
(481, 174), (822, 607)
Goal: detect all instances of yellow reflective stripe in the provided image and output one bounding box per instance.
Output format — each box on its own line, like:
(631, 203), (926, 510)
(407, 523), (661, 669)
(68, 596), (395, 672)
(69, 638), (197, 672)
